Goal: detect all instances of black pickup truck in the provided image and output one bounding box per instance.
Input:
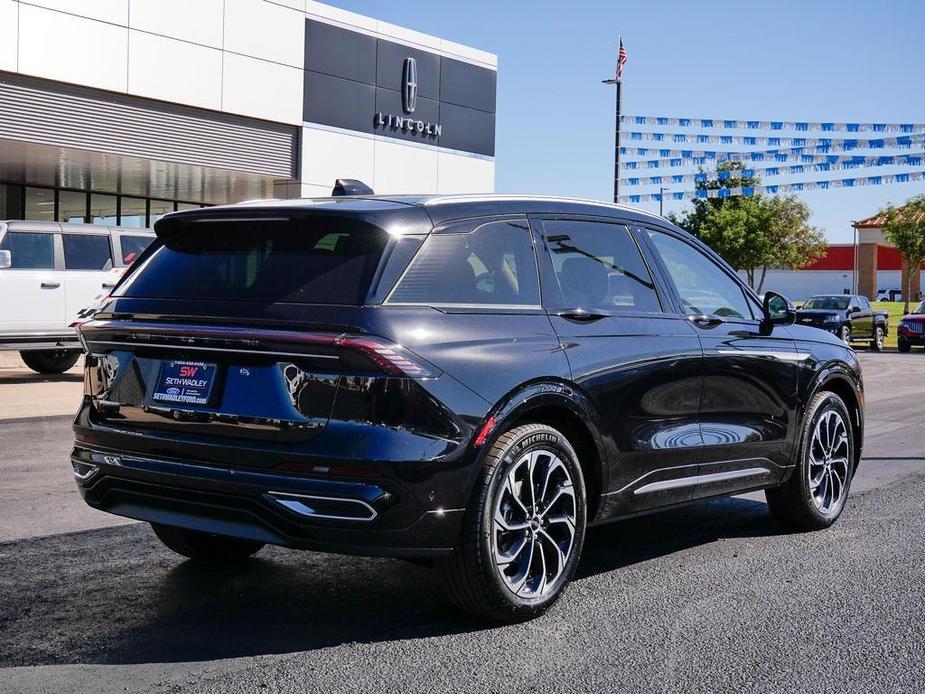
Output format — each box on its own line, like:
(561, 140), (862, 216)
(795, 294), (889, 350)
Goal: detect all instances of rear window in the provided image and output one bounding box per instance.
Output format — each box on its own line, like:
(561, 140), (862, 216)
(119, 235), (154, 265)
(115, 218), (391, 304)
(63, 233), (113, 270)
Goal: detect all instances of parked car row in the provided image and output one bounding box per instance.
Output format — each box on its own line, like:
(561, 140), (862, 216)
(0, 221), (155, 372)
(794, 294), (889, 351)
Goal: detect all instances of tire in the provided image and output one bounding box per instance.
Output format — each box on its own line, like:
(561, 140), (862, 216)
(438, 423), (587, 622)
(898, 338), (911, 353)
(766, 391), (855, 531)
(838, 325), (851, 344)
(870, 326), (884, 351)
(19, 349), (81, 374)
(151, 523), (264, 562)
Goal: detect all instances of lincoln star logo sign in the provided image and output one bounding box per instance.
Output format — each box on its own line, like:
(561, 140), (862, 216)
(402, 57), (417, 114)
(374, 56), (441, 139)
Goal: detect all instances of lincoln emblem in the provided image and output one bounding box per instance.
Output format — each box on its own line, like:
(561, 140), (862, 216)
(402, 57), (417, 114)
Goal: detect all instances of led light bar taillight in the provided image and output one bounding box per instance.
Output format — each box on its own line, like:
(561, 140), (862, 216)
(335, 335), (441, 378)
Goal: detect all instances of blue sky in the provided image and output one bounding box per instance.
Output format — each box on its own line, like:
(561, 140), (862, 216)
(328, 0), (925, 243)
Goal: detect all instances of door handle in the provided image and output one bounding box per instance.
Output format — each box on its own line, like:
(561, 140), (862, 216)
(688, 314), (724, 327)
(40, 282), (61, 289)
(556, 309), (608, 322)
(102, 282), (117, 289)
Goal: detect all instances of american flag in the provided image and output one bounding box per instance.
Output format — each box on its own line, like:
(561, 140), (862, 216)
(617, 38), (628, 81)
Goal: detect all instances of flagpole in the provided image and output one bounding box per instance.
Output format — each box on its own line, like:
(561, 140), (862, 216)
(603, 36), (623, 203)
(614, 74), (622, 203)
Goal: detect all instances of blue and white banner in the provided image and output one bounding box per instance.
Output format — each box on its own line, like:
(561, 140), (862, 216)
(620, 115), (925, 134)
(623, 147), (925, 170)
(625, 131), (924, 148)
(620, 155), (925, 186)
(617, 171), (925, 203)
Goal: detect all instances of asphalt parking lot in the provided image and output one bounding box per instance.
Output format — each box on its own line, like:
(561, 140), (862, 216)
(0, 351), (923, 693)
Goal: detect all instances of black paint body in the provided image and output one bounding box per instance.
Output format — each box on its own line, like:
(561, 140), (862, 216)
(72, 196), (865, 558)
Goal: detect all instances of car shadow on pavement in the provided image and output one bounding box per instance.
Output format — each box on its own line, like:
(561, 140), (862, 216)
(577, 495), (783, 580)
(0, 496), (783, 667)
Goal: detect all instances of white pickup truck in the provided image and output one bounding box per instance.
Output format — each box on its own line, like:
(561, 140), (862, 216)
(0, 221), (155, 373)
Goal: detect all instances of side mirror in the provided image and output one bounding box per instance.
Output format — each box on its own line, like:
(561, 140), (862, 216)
(0, 250), (11, 270)
(848, 306), (860, 314)
(762, 291), (795, 327)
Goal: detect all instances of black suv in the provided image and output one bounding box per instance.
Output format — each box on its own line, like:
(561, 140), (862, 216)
(73, 194), (864, 622)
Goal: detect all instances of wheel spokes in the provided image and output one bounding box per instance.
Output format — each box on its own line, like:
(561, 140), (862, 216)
(807, 408), (850, 515)
(492, 446), (578, 598)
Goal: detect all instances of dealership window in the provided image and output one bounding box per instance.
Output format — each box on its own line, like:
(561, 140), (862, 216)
(24, 187), (55, 221)
(387, 220), (541, 307)
(119, 196), (147, 228)
(0, 182), (208, 225)
(90, 193), (118, 225)
(60, 190), (89, 224)
(62, 233), (113, 270)
(0, 231), (55, 269)
(1, 184), (24, 219)
(149, 200), (175, 227)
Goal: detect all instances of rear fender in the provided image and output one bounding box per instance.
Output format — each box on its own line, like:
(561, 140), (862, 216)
(463, 379), (611, 522)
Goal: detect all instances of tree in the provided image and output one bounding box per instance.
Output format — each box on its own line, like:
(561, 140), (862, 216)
(880, 194), (925, 313)
(669, 162), (826, 293)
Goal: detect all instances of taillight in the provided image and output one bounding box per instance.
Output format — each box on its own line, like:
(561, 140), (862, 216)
(336, 335), (441, 378)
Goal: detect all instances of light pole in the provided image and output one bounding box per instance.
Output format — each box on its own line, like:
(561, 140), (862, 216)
(659, 187), (667, 216)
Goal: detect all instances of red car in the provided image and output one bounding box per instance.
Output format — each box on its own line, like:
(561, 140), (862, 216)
(897, 301), (925, 352)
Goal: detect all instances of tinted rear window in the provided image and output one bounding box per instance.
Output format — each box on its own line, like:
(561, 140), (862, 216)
(116, 218), (391, 304)
(63, 233), (113, 270)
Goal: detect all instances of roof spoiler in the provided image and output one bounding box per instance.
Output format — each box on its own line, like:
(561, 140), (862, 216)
(332, 179), (374, 196)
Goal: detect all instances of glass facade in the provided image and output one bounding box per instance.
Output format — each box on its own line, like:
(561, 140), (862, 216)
(60, 190), (89, 224)
(24, 187), (55, 221)
(0, 183), (206, 227)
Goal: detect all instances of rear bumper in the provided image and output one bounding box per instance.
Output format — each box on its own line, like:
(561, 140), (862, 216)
(72, 443), (465, 557)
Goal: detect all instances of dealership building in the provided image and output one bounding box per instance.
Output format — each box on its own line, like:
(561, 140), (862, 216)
(0, 0), (497, 227)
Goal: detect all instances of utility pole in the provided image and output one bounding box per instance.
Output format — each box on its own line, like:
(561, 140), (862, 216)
(602, 37), (626, 203)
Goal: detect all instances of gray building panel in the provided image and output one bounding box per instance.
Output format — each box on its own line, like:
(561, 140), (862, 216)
(440, 58), (497, 114)
(303, 19), (496, 157)
(0, 73), (297, 178)
(438, 103), (496, 157)
(304, 20), (377, 85)
(376, 41), (440, 99)
(304, 71), (377, 134)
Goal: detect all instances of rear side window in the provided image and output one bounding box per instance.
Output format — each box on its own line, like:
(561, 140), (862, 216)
(387, 220), (540, 307)
(119, 235), (153, 265)
(0, 231), (55, 269)
(116, 218), (391, 304)
(63, 234), (113, 270)
(543, 220), (661, 313)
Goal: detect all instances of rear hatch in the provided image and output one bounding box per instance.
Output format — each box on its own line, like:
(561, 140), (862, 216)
(79, 204), (433, 444)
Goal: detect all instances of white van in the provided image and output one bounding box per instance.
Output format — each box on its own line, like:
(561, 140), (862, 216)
(0, 221), (155, 373)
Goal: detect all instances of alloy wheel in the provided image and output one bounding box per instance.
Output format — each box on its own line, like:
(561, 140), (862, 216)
(807, 409), (850, 515)
(492, 448), (577, 598)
